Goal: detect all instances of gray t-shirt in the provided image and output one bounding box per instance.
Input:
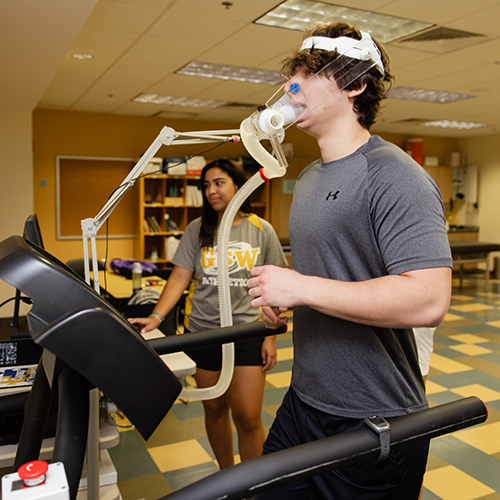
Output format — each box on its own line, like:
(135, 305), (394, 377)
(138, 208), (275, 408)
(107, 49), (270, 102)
(289, 135), (452, 418)
(172, 213), (288, 332)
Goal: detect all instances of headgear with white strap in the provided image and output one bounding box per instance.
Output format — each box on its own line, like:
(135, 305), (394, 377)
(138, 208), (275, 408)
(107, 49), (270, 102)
(300, 30), (384, 76)
(249, 30), (385, 136)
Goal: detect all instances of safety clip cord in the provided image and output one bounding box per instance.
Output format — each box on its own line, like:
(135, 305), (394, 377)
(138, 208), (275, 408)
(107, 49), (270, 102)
(364, 415), (391, 461)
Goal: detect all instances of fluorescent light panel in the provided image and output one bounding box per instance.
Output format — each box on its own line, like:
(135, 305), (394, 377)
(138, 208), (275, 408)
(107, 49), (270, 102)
(71, 53), (93, 60)
(389, 87), (475, 103)
(255, 0), (433, 43)
(422, 120), (487, 130)
(132, 93), (226, 108)
(176, 61), (283, 85)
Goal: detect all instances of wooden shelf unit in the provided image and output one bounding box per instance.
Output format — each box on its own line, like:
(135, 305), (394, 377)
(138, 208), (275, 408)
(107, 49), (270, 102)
(135, 172), (270, 267)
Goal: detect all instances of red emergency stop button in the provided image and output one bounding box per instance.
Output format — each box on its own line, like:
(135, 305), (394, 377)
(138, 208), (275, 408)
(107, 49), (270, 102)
(18, 460), (49, 487)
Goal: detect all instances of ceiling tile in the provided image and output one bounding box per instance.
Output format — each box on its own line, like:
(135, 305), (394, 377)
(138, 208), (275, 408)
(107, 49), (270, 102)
(147, 10), (245, 43)
(379, 0), (500, 25)
(85, 0), (164, 34)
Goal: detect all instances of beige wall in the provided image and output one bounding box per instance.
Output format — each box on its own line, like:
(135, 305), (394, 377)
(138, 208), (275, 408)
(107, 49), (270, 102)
(459, 134), (500, 255)
(0, 110), (34, 317)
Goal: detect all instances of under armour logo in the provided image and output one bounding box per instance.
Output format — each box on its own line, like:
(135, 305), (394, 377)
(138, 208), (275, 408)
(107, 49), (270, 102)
(326, 190), (340, 201)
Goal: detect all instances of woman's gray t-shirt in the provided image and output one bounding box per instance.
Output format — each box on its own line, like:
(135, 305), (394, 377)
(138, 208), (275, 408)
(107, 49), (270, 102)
(173, 213), (288, 332)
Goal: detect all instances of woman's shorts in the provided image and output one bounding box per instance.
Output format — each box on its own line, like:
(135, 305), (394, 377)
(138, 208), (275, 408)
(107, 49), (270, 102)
(186, 335), (264, 371)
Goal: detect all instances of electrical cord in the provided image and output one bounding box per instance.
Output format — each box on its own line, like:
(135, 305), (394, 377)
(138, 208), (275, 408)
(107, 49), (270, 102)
(0, 295), (32, 310)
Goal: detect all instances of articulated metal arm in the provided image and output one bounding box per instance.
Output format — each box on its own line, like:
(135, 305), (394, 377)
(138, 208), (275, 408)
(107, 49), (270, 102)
(81, 126), (240, 290)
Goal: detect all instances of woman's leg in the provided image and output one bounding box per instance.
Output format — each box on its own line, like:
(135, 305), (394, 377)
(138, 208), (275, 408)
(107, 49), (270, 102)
(194, 368), (234, 469)
(228, 365), (267, 462)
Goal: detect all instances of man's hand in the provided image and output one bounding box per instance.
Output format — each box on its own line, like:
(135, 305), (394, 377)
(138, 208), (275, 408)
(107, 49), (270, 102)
(247, 265), (301, 309)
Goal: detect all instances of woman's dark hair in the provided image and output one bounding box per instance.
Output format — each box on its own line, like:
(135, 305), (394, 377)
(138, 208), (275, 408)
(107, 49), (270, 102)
(281, 22), (393, 130)
(199, 159), (252, 248)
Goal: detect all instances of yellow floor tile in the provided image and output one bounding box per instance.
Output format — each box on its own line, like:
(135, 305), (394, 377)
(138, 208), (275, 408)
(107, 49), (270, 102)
(443, 312), (466, 321)
(450, 383), (500, 402)
(277, 346), (294, 360)
(430, 353), (474, 374)
(266, 371), (292, 388)
(450, 334), (489, 344)
(449, 344), (493, 356)
(148, 439), (213, 472)
(114, 413), (134, 431)
(426, 380), (449, 395)
(449, 304), (495, 313)
(423, 465), (495, 500)
(454, 421), (500, 454)
(452, 295), (476, 302)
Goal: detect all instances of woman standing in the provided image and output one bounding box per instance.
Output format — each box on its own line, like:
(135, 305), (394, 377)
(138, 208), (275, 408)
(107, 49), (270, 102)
(129, 159), (287, 468)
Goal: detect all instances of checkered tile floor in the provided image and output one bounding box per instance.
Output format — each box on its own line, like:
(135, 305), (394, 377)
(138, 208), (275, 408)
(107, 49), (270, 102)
(109, 274), (500, 500)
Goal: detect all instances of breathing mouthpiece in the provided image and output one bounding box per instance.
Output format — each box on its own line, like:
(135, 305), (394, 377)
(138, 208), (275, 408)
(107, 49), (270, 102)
(256, 104), (303, 136)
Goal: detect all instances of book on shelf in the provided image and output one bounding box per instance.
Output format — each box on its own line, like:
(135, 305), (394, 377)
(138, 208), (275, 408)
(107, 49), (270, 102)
(185, 185), (203, 206)
(146, 215), (161, 232)
(165, 214), (179, 232)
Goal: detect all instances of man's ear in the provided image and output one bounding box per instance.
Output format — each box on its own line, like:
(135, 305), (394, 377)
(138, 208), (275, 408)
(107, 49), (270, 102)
(347, 82), (367, 98)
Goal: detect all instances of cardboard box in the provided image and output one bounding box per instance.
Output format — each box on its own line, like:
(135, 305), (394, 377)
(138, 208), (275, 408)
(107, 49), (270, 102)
(164, 157), (187, 175)
(164, 197), (184, 206)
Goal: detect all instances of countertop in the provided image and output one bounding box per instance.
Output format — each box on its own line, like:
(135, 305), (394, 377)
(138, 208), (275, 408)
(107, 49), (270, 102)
(448, 225), (479, 233)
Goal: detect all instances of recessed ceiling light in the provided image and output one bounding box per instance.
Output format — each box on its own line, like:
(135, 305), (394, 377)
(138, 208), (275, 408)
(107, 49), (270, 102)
(389, 87), (475, 103)
(176, 61), (283, 85)
(254, 0), (433, 43)
(71, 53), (93, 60)
(132, 93), (227, 108)
(421, 120), (488, 130)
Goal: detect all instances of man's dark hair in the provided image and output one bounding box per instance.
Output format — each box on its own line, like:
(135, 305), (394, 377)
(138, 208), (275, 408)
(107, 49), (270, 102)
(282, 22), (393, 129)
(199, 159), (252, 248)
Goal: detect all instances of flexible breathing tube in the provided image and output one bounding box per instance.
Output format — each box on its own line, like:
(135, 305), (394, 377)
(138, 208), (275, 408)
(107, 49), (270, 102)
(179, 172), (265, 400)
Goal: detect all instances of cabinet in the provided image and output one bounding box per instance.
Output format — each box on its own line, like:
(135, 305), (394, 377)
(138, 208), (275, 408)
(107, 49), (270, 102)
(423, 165), (453, 202)
(135, 173), (270, 267)
(448, 230), (479, 271)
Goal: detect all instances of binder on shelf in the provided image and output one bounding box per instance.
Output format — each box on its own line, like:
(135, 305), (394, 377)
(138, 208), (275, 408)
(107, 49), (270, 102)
(143, 157), (163, 175)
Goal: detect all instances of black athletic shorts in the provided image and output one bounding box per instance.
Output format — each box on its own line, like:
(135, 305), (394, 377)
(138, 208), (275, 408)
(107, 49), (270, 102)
(186, 331), (264, 371)
(258, 388), (429, 500)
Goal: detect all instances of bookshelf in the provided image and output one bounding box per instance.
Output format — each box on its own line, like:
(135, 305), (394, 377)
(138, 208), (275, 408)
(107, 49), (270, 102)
(135, 173), (270, 267)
